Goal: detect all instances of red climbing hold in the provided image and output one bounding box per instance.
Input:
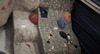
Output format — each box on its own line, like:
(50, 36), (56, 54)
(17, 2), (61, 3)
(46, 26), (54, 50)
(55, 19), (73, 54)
(8, 0), (12, 6)
(2, 5), (7, 10)
(26, 44), (30, 48)
(29, 13), (38, 25)
(62, 11), (71, 22)
(68, 50), (72, 54)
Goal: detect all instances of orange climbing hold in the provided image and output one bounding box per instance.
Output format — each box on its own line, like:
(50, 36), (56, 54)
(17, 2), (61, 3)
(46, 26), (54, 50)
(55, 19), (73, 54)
(62, 11), (71, 22)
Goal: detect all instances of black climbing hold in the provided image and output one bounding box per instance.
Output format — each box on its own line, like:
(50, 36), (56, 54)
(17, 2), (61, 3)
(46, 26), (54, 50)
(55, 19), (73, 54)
(74, 45), (78, 48)
(70, 42), (78, 48)
(50, 34), (53, 36)
(59, 31), (67, 39)
(67, 34), (70, 35)
(47, 40), (50, 44)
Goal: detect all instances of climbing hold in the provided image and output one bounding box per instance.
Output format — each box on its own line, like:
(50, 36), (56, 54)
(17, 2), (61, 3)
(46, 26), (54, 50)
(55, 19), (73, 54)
(62, 11), (71, 22)
(70, 41), (78, 48)
(48, 52), (53, 54)
(21, 24), (26, 28)
(29, 13), (38, 25)
(74, 45), (78, 48)
(64, 43), (67, 47)
(50, 34), (53, 36)
(49, 31), (52, 34)
(2, 5), (7, 10)
(57, 18), (66, 29)
(59, 31), (67, 39)
(68, 50), (72, 54)
(51, 46), (54, 50)
(48, 36), (51, 39)
(26, 44), (30, 48)
(0, 51), (5, 54)
(67, 35), (71, 40)
(39, 6), (48, 18)
(8, 0), (12, 6)
(48, 49), (51, 52)
(47, 40), (50, 44)
(53, 26), (58, 30)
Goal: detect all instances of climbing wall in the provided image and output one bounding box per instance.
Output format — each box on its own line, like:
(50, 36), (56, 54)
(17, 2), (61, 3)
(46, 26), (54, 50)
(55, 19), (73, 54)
(13, 0), (40, 54)
(12, 0), (81, 54)
(38, 0), (81, 54)
(0, 13), (14, 54)
(0, 0), (14, 53)
(0, 0), (15, 26)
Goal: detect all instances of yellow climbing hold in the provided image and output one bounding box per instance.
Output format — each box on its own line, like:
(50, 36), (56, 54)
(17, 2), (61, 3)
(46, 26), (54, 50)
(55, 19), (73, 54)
(48, 36), (51, 39)
(64, 43), (67, 47)
(51, 46), (54, 50)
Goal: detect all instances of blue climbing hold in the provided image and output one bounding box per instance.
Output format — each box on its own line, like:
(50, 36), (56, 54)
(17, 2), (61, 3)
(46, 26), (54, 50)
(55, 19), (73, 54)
(0, 51), (5, 54)
(39, 6), (48, 18)
(57, 18), (66, 29)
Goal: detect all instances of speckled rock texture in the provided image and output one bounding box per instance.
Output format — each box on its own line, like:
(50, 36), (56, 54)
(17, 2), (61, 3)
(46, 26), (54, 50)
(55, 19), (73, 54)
(40, 0), (74, 11)
(38, 0), (81, 54)
(0, 0), (81, 54)
(14, 0), (40, 11)
(0, 0), (15, 26)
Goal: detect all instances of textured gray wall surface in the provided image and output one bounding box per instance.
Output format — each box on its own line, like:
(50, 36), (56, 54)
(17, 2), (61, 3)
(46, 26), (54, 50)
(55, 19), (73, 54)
(0, 27), (6, 52)
(13, 0), (41, 54)
(0, 14), (14, 54)
(38, 0), (81, 54)
(0, 0), (15, 26)
(13, 10), (40, 54)
(39, 0), (74, 11)
(14, 0), (40, 11)
(0, 0), (81, 54)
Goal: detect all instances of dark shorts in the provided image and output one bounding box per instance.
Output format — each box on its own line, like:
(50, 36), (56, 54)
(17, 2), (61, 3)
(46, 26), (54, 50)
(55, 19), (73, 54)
(72, 1), (100, 54)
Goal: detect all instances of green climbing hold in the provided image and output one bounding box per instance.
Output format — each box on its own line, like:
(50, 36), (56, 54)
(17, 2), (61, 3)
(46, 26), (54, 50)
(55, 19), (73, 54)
(48, 52), (53, 54)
